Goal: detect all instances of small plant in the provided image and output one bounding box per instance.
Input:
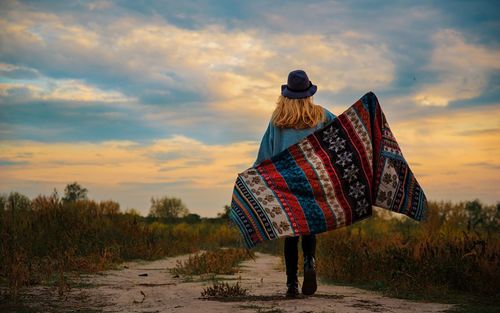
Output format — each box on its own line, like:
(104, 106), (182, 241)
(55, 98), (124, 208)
(201, 281), (248, 298)
(172, 248), (254, 276)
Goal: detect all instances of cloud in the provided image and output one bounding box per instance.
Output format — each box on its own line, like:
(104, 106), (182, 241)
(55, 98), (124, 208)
(0, 97), (161, 142)
(388, 104), (500, 203)
(413, 29), (500, 106)
(0, 2), (399, 146)
(0, 3), (396, 106)
(455, 128), (500, 137)
(1, 1), (499, 214)
(463, 162), (500, 170)
(1, 77), (135, 103)
(0, 62), (40, 79)
(86, 1), (113, 11)
(0, 135), (257, 188)
(0, 159), (29, 166)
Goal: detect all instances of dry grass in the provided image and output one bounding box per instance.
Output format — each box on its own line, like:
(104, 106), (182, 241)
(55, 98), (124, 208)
(1, 189), (498, 303)
(200, 281), (249, 298)
(0, 191), (242, 300)
(172, 248), (254, 276)
(314, 201), (500, 298)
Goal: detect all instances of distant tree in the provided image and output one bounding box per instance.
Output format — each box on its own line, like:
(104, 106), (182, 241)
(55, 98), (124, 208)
(5, 191), (32, 211)
(184, 213), (201, 223)
(465, 199), (484, 231)
(493, 203), (500, 232)
(123, 208), (142, 226)
(480, 202), (500, 234)
(0, 193), (6, 211)
(217, 204), (231, 219)
(31, 188), (61, 210)
(51, 188), (60, 202)
(148, 195), (189, 221)
(62, 182), (88, 203)
(99, 200), (120, 215)
(124, 208), (141, 216)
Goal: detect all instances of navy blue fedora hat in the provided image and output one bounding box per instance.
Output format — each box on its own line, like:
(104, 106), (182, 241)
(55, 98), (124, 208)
(281, 69), (317, 99)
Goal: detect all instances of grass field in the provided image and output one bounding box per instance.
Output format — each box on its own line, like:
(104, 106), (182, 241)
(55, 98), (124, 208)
(0, 190), (498, 311)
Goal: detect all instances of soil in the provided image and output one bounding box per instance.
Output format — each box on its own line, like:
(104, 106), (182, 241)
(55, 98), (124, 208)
(4, 252), (456, 312)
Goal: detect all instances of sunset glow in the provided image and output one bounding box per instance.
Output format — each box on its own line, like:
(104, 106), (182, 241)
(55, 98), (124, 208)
(1, 0), (498, 216)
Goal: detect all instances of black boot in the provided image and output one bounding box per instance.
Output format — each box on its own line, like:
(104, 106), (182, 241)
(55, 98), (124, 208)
(286, 276), (299, 298)
(302, 255), (317, 295)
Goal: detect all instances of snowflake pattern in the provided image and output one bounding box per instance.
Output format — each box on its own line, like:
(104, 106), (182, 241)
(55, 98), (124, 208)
(323, 126), (339, 142)
(335, 151), (353, 167)
(328, 137), (346, 152)
(355, 198), (369, 215)
(349, 181), (365, 199)
(342, 164), (359, 182)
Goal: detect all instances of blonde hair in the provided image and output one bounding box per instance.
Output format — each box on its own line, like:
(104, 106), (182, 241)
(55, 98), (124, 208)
(271, 95), (326, 129)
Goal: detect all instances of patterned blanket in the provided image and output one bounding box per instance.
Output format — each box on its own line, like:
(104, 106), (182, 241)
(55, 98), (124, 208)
(229, 91), (427, 249)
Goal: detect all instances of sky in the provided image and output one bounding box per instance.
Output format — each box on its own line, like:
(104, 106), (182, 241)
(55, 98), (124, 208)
(0, 0), (499, 217)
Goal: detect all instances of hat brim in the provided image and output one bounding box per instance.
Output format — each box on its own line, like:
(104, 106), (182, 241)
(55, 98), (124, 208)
(281, 84), (317, 99)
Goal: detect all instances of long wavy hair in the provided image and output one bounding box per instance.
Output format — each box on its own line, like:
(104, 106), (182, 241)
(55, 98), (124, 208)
(271, 95), (326, 129)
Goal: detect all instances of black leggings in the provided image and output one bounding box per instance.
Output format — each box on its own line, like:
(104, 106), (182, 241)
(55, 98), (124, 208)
(284, 234), (316, 280)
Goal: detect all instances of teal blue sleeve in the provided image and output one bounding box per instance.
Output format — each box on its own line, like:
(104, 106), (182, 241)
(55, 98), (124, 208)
(253, 121), (273, 167)
(324, 107), (337, 121)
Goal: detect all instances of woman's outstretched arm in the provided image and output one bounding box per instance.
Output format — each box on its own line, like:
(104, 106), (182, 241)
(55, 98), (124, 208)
(253, 120), (273, 167)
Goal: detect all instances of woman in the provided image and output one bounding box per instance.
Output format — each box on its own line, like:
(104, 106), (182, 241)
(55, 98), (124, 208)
(253, 69), (337, 298)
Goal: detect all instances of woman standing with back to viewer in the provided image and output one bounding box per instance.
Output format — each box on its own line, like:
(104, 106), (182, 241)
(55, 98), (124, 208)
(253, 69), (337, 298)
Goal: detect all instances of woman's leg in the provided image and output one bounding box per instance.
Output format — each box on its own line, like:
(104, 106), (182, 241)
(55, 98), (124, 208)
(284, 236), (299, 284)
(301, 234), (317, 295)
(301, 234), (316, 258)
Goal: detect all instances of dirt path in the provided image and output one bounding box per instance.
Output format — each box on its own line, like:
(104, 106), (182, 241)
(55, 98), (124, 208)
(50, 252), (455, 312)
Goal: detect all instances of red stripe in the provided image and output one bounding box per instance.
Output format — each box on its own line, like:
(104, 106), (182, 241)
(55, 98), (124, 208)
(354, 100), (372, 141)
(256, 161), (303, 235)
(372, 103), (384, 199)
(259, 159), (310, 235)
(405, 176), (416, 213)
(338, 114), (373, 192)
(309, 135), (353, 225)
(288, 144), (337, 229)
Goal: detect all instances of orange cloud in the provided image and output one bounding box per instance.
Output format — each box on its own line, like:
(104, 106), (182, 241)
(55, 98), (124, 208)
(390, 105), (500, 201)
(0, 136), (257, 188)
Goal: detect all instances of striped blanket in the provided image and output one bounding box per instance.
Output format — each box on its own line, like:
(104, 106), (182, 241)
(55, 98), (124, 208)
(229, 91), (427, 249)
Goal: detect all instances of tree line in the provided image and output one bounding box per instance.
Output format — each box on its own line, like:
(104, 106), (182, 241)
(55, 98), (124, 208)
(0, 181), (230, 223)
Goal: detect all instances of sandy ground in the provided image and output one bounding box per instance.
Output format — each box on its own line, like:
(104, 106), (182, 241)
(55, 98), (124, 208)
(15, 252), (456, 313)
